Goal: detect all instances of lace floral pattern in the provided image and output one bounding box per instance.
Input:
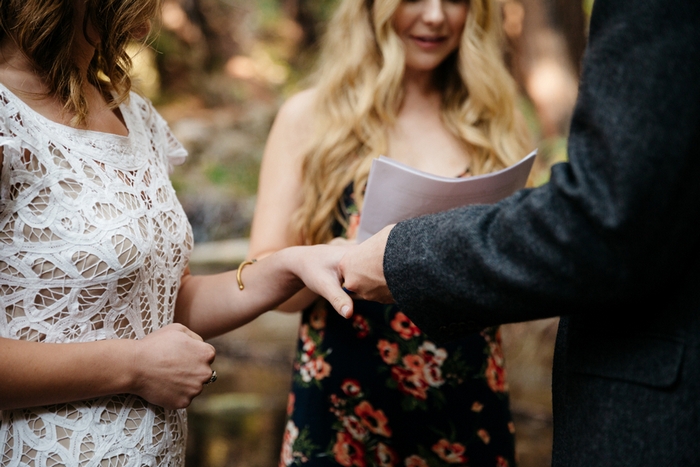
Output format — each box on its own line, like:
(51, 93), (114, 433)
(0, 84), (193, 466)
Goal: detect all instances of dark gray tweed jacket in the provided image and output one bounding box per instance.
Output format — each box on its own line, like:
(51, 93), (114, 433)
(383, 0), (700, 465)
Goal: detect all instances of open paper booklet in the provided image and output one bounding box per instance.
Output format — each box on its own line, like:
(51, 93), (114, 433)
(356, 149), (537, 242)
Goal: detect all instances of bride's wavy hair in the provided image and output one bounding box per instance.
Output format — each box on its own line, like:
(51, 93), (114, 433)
(291, 0), (531, 245)
(0, 0), (160, 126)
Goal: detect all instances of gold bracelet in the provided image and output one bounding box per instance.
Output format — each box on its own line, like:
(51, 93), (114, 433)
(236, 259), (257, 290)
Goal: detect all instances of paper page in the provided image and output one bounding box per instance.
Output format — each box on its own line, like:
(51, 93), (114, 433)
(356, 150), (537, 242)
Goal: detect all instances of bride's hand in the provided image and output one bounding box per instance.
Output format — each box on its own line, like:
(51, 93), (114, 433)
(131, 324), (216, 409)
(338, 225), (395, 304)
(328, 237), (356, 246)
(284, 244), (355, 319)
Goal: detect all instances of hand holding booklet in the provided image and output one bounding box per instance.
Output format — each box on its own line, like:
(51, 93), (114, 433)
(356, 150), (537, 242)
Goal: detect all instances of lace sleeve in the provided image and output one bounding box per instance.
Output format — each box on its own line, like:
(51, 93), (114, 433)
(132, 93), (188, 173)
(0, 103), (16, 201)
(156, 112), (188, 173)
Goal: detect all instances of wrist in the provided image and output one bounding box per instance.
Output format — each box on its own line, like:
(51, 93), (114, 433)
(275, 247), (307, 291)
(117, 338), (145, 397)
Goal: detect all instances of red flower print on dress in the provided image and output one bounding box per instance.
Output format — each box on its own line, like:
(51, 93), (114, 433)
(377, 339), (399, 365)
(375, 442), (398, 467)
(302, 337), (316, 356)
(391, 365), (429, 401)
(346, 213), (361, 241)
(342, 415), (368, 441)
(330, 394), (347, 417)
(477, 429), (491, 444)
(286, 392), (295, 416)
(405, 455), (429, 467)
(309, 305), (327, 330)
(482, 330), (509, 392)
(432, 439), (468, 464)
(341, 379), (362, 397)
(333, 431), (366, 467)
(390, 312), (421, 340)
(402, 354), (425, 374)
(330, 393), (346, 408)
(300, 355), (331, 383)
(415, 343), (449, 387)
(353, 314), (370, 338)
(489, 340), (506, 367)
(279, 420), (299, 467)
(314, 357), (331, 380)
(299, 324), (318, 358)
(422, 363), (445, 388)
(354, 401), (393, 437)
(299, 324), (310, 343)
(484, 352), (508, 393)
(496, 456), (510, 467)
(330, 398), (345, 417)
(417, 341), (447, 366)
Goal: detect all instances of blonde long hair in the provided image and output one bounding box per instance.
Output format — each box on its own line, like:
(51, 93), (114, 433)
(0, 0), (160, 126)
(291, 0), (531, 245)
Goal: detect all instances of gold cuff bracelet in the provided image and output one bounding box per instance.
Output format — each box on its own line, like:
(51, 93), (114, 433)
(236, 259), (257, 290)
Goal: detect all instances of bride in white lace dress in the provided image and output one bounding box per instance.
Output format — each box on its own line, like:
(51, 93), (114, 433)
(0, 1), (347, 466)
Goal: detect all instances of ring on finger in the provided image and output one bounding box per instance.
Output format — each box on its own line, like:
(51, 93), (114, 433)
(204, 369), (217, 385)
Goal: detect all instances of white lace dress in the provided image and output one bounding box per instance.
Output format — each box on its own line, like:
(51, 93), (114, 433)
(0, 84), (194, 466)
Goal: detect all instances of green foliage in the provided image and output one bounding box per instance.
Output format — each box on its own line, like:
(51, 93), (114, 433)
(201, 159), (260, 195)
(256, 0), (284, 25)
(204, 163), (230, 185)
(534, 137), (568, 186)
(291, 426), (319, 463)
(305, 0), (342, 24)
(401, 395), (428, 412)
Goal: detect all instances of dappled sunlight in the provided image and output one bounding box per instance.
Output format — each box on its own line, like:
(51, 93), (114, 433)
(128, 43), (160, 99)
(225, 46), (290, 85)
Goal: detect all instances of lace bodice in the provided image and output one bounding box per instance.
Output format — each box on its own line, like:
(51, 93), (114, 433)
(0, 84), (193, 466)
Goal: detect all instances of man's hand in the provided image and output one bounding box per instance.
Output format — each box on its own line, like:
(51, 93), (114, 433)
(339, 225), (395, 304)
(285, 225), (396, 319)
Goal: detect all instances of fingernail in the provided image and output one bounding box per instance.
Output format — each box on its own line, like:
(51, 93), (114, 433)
(340, 305), (350, 318)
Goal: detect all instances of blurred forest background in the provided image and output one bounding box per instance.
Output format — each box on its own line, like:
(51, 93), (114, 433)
(132, 0), (593, 465)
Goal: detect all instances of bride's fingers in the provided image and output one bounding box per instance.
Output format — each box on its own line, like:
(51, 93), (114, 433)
(308, 267), (353, 318)
(325, 282), (354, 318)
(288, 243), (355, 318)
(328, 237), (357, 246)
(310, 248), (354, 318)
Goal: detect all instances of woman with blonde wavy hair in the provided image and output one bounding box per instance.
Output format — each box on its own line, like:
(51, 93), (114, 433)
(249, 0), (531, 465)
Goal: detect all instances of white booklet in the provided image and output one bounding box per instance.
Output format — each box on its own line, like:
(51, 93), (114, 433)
(356, 149), (537, 242)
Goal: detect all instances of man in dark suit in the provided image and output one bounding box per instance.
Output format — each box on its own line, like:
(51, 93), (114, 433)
(313, 0), (700, 464)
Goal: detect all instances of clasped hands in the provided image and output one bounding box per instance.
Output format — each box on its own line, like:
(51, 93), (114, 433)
(295, 225), (396, 318)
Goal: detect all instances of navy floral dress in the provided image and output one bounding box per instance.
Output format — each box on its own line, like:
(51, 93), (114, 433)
(279, 187), (516, 467)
